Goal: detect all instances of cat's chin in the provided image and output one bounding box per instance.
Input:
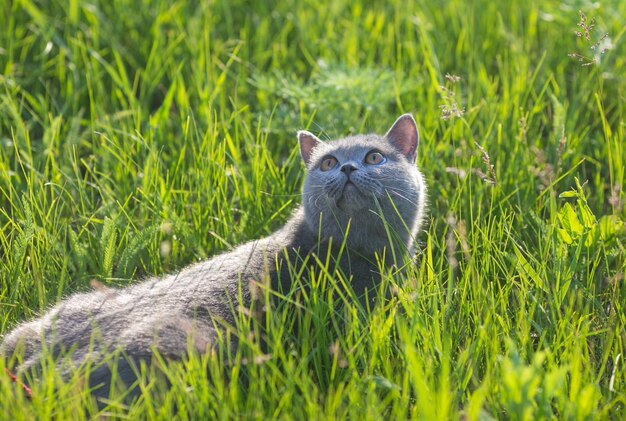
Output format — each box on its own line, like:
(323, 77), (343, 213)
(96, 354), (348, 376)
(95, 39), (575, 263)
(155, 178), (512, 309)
(335, 184), (369, 212)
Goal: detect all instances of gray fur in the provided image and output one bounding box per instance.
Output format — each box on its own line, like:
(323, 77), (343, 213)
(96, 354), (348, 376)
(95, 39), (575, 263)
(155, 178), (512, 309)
(1, 114), (427, 395)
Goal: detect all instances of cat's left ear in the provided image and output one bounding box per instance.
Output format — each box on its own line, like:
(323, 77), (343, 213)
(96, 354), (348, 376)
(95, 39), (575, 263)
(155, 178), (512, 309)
(385, 114), (419, 163)
(298, 130), (323, 168)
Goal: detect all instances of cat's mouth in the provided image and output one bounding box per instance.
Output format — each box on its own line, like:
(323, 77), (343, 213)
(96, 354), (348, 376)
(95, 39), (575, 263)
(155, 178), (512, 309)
(335, 180), (367, 210)
(342, 179), (360, 193)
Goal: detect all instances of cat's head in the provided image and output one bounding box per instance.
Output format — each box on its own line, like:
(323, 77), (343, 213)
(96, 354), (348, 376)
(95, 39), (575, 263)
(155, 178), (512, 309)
(298, 114), (427, 258)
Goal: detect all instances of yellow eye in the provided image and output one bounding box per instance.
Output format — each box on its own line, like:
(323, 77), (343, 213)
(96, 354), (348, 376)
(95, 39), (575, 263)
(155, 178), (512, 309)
(365, 151), (385, 165)
(320, 156), (338, 171)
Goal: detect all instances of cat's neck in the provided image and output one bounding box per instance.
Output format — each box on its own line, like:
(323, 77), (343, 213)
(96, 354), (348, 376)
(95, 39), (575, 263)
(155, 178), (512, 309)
(272, 207), (316, 250)
(278, 206), (408, 265)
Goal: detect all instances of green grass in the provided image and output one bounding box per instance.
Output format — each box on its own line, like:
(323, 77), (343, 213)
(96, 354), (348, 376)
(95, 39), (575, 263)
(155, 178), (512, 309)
(1, 0), (625, 418)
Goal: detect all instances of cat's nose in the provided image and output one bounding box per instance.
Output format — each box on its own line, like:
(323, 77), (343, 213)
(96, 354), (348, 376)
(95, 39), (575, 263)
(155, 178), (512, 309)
(340, 163), (357, 177)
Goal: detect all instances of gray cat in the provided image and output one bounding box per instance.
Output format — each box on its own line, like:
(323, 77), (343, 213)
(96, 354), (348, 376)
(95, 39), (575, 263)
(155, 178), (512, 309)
(1, 114), (427, 397)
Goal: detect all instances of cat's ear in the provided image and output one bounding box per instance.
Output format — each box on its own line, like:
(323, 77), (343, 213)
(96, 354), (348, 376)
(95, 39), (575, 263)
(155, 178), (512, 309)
(298, 130), (323, 167)
(385, 114), (419, 163)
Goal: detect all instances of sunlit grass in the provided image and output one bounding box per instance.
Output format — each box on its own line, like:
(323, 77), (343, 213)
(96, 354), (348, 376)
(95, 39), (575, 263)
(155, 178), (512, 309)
(1, 0), (625, 418)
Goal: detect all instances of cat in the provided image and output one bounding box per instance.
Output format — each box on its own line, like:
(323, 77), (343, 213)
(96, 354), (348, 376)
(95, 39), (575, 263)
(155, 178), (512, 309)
(1, 114), (427, 397)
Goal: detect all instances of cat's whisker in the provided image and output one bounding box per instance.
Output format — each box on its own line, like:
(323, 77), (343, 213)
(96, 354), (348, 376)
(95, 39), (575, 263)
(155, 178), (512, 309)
(383, 187), (418, 205)
(386, 191), (416, 206)
(260, 193), (303, 198)
(381, 184), (415, 195)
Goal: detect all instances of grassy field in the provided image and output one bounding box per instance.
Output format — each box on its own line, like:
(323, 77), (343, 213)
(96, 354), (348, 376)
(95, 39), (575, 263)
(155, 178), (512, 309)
(1, 0), (625, 418)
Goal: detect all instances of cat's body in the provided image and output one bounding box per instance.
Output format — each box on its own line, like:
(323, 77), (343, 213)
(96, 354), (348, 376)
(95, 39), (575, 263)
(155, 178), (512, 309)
(1, 114), (426, 396)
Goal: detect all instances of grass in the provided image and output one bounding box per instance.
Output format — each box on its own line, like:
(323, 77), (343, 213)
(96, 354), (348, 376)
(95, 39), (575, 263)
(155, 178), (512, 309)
(0, 0), (625, 418)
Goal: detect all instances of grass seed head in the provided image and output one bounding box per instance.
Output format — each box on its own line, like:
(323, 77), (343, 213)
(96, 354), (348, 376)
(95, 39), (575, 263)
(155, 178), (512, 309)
(569, 10), (610, 66)
(475, 142), (496, 185)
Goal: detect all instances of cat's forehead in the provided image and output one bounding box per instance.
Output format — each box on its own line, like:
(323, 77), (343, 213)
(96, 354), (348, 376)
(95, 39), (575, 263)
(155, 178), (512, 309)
(315, 134), (395, 158)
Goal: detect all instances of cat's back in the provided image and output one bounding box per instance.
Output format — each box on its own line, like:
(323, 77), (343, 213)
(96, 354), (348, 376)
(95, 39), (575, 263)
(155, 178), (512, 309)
(0, 235), (284, 365)
(122, 236), (279, 317)
(74, 235), (283, 321)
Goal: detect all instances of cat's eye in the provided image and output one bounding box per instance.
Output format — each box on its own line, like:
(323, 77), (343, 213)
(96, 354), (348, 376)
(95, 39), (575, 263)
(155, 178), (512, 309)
(320, 156), (338, 171)
(365, 151), (386, 165)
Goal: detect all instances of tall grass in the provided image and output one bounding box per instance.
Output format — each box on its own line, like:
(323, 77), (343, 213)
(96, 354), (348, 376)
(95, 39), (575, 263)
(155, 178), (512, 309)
(1, 0), (625, 418)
